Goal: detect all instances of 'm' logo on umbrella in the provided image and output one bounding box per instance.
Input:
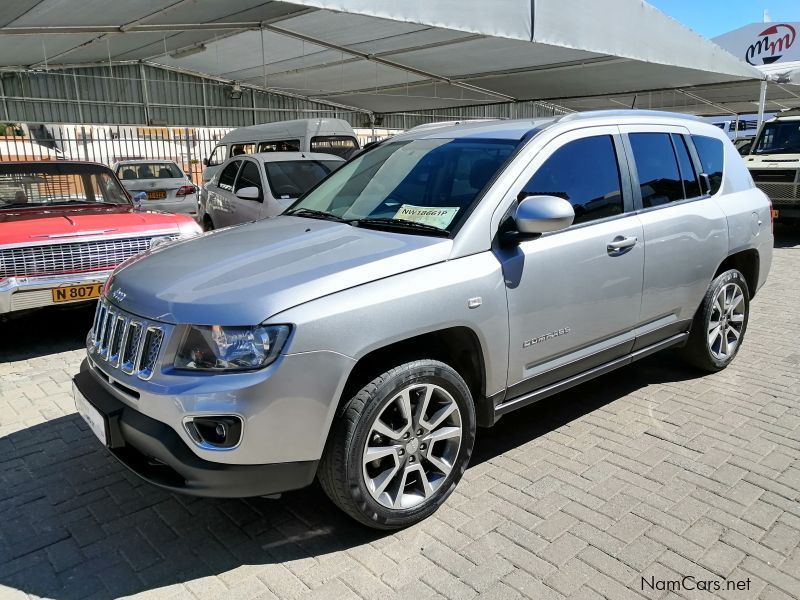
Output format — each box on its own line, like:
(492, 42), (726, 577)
(745, 23), (796, 65)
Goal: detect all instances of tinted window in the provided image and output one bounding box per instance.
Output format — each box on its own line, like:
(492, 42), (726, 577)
(117, 162), (182, 180)
(753, 121), (800, 155)
(311, 136), (359, 158)
(235, 161), (262, 200)
(218, 160), (241, 191)
(265, 160), (341, 199)
(230, 143), (255, 157)
(691, 135), (724, 195)
(521, 135), (623, 225)
(257, 139), (300, 152)
(208, 145), (228, 166)
(671, 135), (701, 198)
(629, 133), (683, 207)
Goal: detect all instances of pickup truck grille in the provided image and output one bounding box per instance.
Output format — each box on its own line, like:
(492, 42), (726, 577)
(749, 169), (798, 183)
(0, 235), (176, 278)
(90, 298), (166, 381)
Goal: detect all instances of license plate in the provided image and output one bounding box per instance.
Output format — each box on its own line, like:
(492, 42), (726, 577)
(772, 209), (779, 218)
(73, 383), (107, 446)
(51, 283), (103, 303)
(147, 191), (167, 200)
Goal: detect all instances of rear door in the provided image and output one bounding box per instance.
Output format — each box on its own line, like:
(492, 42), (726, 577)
(619, 126), (728, 346)
(500, 127), (645, 399)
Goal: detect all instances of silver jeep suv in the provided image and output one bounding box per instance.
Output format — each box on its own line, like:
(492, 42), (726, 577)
(74, 111), (773, 529)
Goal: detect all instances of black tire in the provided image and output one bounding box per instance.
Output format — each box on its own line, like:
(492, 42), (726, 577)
(203, 216), (215, 231)
(319, 360), (476, 529)
(680, 269), (750, 372)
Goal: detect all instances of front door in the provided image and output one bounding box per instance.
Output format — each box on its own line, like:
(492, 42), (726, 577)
(231, 159), (265, 225)
(499, 127), (645, 398)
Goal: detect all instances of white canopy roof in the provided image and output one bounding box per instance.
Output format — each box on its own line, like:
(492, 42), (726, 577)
(0, 0), (765, 114)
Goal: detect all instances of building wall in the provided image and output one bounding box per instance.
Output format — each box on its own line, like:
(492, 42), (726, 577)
(0, 64), (568, 129)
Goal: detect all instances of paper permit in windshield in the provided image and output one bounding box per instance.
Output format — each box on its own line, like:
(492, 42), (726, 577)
(393, 204), (459, 229)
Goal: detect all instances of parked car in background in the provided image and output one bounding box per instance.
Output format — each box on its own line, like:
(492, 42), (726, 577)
(742, 108), (800, 221)
(201, 118), (358, 186)
(199, 152), (344, 230)
(74, 111), (771, 529)
(0, 161), (201, 316)
(114, 160), (198, 216)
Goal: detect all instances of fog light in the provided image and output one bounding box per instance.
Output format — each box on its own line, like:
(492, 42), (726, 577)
(184, 416), (242, 449)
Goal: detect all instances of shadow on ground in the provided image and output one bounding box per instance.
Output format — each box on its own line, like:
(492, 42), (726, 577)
(773, 223), (800, 249)
(0, 351), (701, 600)
(0, 303), (95, 363)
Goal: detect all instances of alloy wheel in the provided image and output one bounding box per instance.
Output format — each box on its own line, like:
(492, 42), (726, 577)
(707, 282), (746, 360)
(362, 382), (462, 509)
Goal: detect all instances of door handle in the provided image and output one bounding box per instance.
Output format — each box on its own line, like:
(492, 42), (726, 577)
(607, 235), (638, 253)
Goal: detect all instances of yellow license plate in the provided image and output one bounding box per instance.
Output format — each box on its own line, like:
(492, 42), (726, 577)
(772, 209), (779, 218)
(147, 191), (167, 200)
(51, 283), (103, 303)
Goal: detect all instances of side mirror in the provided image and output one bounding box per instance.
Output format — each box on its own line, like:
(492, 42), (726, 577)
(235, 186), (261, 201)
(508, 195), (574, 241)
(203, 158), (209, 166)
(132, 191), (147, 210)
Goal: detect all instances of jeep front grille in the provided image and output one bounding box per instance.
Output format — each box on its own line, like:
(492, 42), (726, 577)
(90, 298), (166, 381)
(0, 235), (177, 278)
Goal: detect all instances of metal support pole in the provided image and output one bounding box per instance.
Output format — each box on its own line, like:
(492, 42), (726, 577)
(71, 69), (84, 123)
(0, 75), (9, 122)
(80, 126), (89, 161)
(757, 79), (768, 134)
(251, 90), (257, 125)
(139, 63), (150, 125)
(201, 80), (208, 127)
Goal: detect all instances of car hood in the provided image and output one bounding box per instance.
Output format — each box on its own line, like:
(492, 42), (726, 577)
(108, 216), (453, 325)
(0, 204), (195, 246)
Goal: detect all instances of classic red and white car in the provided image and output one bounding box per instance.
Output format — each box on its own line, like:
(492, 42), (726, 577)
(0, 161), (201, 315)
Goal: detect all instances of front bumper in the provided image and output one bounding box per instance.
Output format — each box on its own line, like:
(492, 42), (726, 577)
(73, 363), (318, 497)
(0, 269), (111, 314)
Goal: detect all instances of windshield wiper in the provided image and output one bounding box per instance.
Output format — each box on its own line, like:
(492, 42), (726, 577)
(284, 207), (344, 222)
(349, 217), (450, 237)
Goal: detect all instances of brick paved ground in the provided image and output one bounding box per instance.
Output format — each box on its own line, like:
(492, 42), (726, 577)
(1, 228), (799, 600)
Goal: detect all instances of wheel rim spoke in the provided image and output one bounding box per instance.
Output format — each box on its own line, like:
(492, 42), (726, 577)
(707, 282), (746, 361)
(362, 381), (462, 510)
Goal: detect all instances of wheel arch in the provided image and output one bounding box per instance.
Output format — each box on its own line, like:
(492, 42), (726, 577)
(715, 248), (759, 299)
(337, 326), (492, 428)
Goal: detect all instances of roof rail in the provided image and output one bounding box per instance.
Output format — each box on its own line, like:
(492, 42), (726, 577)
(559, 109), (704, 122)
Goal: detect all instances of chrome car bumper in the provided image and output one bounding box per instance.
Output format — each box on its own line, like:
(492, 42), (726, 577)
(0, 270), (111, 314)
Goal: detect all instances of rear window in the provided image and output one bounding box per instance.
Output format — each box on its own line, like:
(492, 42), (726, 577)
(629, 133), (685, 207)
(311, 136), (359, 159)
(265, 160), (341, 199)
(691, 135), (724, 195)
(0, 164), (128, 208)
(117, 162), (181, 180)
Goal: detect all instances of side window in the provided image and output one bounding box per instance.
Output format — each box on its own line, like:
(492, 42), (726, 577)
(691, 135), (724, 195)
(218, 160), (241, 191)
(230, 143), (255, 157)
(257, 139), (300, 152)
(208, 145), (228, 166)
(234, 161), (263, 200)
(672, 134), (701, 199)
(521, 135), (624, 225)
(628, 133), (684, 207)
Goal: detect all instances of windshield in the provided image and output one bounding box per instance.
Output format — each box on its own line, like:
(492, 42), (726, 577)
(0, 163), (129, 209)
(117, 162), (182, 180)
(753, 121), (800, 155)
(288, 138), (519, 234)
(265, 160), (342, 199)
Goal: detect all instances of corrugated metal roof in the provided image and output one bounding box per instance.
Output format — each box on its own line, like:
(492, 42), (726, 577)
(0, 0), (765, 116)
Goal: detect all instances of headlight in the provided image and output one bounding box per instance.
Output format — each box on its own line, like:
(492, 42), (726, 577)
(175, 324), (291, 371)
